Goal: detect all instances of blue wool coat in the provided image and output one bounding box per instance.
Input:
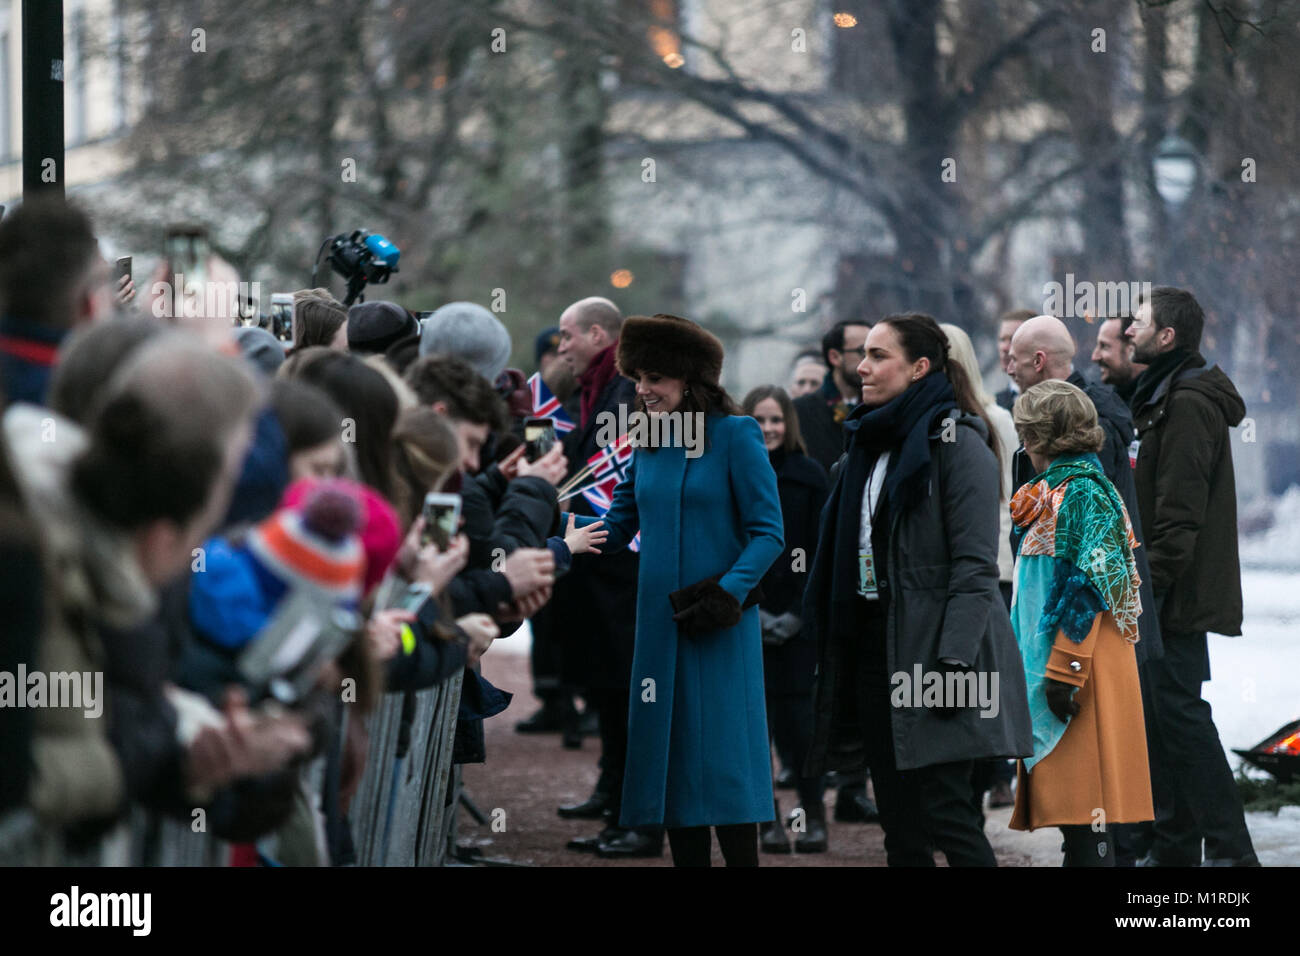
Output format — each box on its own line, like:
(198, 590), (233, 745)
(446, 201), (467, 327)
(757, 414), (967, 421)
(575, 414), (785, 828)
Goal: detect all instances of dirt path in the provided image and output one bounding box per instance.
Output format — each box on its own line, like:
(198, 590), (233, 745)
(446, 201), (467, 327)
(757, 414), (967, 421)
(461, 648), (1046, 866)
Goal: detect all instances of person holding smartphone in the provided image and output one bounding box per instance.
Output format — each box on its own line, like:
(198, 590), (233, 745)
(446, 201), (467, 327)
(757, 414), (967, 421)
(570, 314), (784, 867)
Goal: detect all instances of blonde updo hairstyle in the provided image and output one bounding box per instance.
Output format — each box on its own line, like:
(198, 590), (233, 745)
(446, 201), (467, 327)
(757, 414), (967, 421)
(1013, 379), (1104, 458)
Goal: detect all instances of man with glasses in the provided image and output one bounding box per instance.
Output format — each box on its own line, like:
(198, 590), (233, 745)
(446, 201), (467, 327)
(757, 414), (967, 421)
(793, 320), (870, 473)
(1125, 287), (1259, 867)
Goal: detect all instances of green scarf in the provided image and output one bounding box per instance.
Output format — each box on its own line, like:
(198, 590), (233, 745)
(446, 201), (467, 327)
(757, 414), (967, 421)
(1011, 454), (1141, 641)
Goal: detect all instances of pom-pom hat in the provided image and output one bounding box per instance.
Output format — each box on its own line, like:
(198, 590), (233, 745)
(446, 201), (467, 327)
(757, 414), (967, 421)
(247, 479), (365, 601)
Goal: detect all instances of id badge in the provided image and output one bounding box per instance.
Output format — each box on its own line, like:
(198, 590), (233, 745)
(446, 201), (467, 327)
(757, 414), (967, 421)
(1128, 438), (1140, 469)
(858, 549), (879, 598)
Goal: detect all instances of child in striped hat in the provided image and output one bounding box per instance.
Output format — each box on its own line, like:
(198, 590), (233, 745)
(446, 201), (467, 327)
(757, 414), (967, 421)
(189, 479), (367, 653)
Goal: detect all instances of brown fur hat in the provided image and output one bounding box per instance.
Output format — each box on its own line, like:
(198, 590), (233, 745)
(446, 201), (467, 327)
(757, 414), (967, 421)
(616, 314), (725, 385)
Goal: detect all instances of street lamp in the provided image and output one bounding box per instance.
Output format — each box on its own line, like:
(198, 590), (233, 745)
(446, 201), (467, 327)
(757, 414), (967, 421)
(1153, 133), (1199, 209)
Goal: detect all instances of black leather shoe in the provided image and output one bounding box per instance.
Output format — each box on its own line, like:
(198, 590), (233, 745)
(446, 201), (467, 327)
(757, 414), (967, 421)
(795, 818), (828, 853)
(774, 768), (796, 790)
(595, 829), (663, 859)
(567, 826), (623, 853)
(760, 821), (791, 854)
(515, 705), (568, 734)
(834, 791), (880, 824)
(557, 791), (611, 819)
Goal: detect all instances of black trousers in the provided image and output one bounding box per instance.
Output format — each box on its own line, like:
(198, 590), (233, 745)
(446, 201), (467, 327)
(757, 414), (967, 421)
(666, 824), (758, 867)
(845, 599), (996, 867)
(588, 687), (629, 820)
(528, 602), (572, 703)
(765, 691), (826, 817)
(1143, 628), (1257, 864)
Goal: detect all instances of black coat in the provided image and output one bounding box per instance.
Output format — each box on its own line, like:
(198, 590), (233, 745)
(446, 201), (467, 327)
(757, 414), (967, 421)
(806, 414), (1032, 774)
(1130, 353), (1246, 636)
(1011, 371), (1163, 662)
(759, 450), (827, 695)
(462, 467), (559, 571)
(552, 373), (639, 690)
(793, 377), (851, 474)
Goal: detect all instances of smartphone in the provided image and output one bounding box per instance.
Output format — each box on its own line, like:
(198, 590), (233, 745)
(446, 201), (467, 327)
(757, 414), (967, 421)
(395, 581), (432, 613)
(115, 256), (132, 284)
(422, 492), (462, 549)
(524, 417), (557, 463)
(269, 292), (294, 338)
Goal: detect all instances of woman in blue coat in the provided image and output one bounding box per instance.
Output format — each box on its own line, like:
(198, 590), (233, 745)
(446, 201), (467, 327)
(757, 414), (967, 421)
(573, 314), (784, 866)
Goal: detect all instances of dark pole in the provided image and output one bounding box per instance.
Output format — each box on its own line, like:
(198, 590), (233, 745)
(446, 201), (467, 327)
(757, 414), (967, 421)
(22, 0), (64, 197)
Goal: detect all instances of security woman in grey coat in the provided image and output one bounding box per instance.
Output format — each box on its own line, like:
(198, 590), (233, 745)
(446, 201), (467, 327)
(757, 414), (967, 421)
(805, 312), (1032, 866)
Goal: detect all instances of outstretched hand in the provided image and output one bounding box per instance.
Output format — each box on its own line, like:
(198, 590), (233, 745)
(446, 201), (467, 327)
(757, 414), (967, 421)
(563, 514), (608, 555)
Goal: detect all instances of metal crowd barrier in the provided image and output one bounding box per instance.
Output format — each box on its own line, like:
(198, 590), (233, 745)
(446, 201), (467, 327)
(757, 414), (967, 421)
(1, 673), (463, 867)
(350, 672), (464, 866)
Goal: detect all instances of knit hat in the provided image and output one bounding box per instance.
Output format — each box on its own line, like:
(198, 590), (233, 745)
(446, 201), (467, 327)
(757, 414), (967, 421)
(616, 313), (725, 386)
(534, 326), (561, 366)
(233, 325), (287, 376)
(419, 302), (513, 381)
(281, 478), (401, 597)
(247, 479), (366, 601)
(347, 301), (419, 355)
(189, 479), (365, 651)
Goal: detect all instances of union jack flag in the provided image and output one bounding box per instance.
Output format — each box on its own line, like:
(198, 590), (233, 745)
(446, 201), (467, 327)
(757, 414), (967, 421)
(527, 372), (575, 434)
(577, 436), (639, 552)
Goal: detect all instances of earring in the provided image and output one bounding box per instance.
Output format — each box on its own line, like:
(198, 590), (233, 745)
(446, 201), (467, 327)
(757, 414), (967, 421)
(683, 388), (691, 395)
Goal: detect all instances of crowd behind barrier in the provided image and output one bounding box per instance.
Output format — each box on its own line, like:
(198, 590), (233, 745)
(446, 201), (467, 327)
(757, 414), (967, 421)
(0, 197), (1262, 868)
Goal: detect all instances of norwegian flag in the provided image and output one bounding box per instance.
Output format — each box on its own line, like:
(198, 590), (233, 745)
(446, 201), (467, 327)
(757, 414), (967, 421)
(527, 372), (575, 434)
(578, 437), (640, 552)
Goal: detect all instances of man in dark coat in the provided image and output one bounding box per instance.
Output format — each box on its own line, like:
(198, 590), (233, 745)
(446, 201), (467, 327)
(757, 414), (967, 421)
(1125, 287), (1257, 867)
(516, 327), (585, 740)
(793, 320), (869, 473)
(792, 319), (879, 822)
(548, 296), (659, 858)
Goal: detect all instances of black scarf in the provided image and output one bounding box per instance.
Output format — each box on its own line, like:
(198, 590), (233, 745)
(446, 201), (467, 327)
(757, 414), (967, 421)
(1128, 347), (1198, 413)
(821, 373), (957, 611)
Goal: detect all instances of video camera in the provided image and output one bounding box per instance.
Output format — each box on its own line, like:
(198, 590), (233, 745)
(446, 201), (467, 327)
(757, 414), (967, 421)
(318, 229), (401, 306)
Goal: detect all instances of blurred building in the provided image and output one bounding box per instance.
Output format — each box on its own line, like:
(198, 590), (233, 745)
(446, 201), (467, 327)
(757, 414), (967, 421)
(0, 0), (137, 203)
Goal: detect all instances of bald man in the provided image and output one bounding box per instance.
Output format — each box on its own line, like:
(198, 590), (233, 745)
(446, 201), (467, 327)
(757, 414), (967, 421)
(1007, 315), (1164, 820)
(1006, 315), (1076, 392)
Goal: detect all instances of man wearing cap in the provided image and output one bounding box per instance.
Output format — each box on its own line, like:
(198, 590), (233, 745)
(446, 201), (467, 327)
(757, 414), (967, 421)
(419, 301), (514, 383)
(347, 301), (420, 356)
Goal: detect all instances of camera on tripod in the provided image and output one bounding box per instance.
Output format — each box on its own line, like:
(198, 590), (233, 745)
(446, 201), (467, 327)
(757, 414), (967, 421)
(321, 229), (401, 306)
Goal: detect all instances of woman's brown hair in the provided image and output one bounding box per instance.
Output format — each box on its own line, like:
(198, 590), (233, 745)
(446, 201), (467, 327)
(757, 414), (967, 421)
(741, 385), (806, 455)
(390, 407), (461, 528)
(876, 312), (1002, 474)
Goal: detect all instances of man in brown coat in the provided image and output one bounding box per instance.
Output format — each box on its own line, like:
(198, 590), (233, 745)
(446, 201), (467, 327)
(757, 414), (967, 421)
(1126, 286), (1258, 867)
